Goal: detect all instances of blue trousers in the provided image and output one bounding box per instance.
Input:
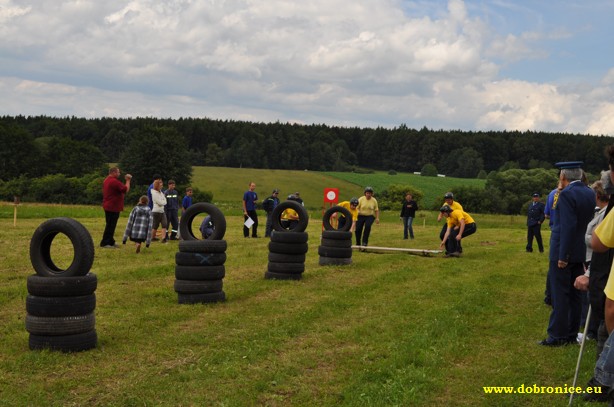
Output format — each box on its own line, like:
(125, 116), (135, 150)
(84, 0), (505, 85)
(403, 216), (414, 239)
(546, 261), (583, 341)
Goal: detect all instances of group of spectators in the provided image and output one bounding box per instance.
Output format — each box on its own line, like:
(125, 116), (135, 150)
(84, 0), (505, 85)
(520, 149), (614, 403)
(100, 169), (194, 253)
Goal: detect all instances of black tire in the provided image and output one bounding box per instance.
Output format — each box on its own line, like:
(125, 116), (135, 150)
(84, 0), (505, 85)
(27, 273), (97, 297)
(264, 271), (302, 280)
(178, 239), (227, 253)
(270, 231), (308, 243)
(319, 256), (353, 266)
(29, 330), (97, 352)
(29, 217), (94, 277)
(322, 230), (353, 240)
(322, 206), (352, 231)
(318, 246), (353, 258)
(26, 294), (96, 317)
(174, 279), (223, 294)
(268, 241), (309, 255)
(179, 202), (226, 241)
(178, 291), (226, 304)
(268, 252), (306, 263)
(268, 262), (305, 274)
(175, 265), (226, 281)
(271, 201), (309, 233)
(26, 313), (95, 336)
(175, 252), (227, 266)
(320, 238), (352, 248)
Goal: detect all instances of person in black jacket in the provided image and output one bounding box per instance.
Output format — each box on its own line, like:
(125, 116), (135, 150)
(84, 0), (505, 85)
(262, 189), (280, 237)
(526, 192), (546, 252)
(400, 193), (418, 239)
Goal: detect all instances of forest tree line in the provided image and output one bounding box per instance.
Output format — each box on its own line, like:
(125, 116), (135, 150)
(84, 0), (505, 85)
(1, 115), (613, 214)
(2, 115), (614, 178)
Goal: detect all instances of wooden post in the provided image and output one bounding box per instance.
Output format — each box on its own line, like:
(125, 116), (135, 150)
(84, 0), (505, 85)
(13, 196), (20, 227)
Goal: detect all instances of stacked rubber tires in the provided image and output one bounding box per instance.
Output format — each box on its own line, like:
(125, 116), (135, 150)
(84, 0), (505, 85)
(266, 201), (309, 280)
(319, 206), (353, 265)
(26, 218), (97, 352)
(175, 203), (227, 304)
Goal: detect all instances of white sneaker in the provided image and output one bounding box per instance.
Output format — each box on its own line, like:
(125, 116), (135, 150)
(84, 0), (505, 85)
(577, 332), (584, 343)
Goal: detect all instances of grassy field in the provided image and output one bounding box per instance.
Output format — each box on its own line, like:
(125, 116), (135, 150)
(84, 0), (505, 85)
(188, 167), (485, 213)
(0, 201), (601, 406)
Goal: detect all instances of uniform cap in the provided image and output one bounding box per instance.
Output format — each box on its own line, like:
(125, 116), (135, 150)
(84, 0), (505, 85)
(554, 161), (583, 169)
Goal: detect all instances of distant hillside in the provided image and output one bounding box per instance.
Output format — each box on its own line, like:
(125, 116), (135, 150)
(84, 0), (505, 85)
(191, 166), (485, 209)
(325, 171), (486, 208)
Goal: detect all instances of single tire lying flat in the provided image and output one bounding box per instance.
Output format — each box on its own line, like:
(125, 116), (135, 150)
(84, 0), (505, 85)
(27, 273), (97, 297)
(173, 279), (224, 294)
(178, 239), (227, 253)
(175, 252), (227, 266)
(264, 271), (302, 281)
(25, 313), (95, 336)
(26, 294), (96, 317)
(267, 252), (306, 264)
(178, 291), (226, 304)
(175, 265), (226, 281)
(321, 230), (353, 240)
(29, 330), (97, 352)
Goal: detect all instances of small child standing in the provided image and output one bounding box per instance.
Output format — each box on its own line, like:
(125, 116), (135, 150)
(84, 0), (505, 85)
(123, 196), (153, 253)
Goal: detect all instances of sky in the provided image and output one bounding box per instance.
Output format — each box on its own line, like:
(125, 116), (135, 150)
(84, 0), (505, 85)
(1, 0), (614, 135)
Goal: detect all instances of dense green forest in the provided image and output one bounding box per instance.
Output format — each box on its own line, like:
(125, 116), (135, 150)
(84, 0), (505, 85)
(2, 115), (614, 179)
(1, 115), (612, 214)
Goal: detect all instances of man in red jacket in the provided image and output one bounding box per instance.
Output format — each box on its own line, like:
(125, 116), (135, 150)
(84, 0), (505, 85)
(101, 167), (132, 248)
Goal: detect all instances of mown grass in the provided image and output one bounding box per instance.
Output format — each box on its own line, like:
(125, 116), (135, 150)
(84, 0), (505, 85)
(0, 204), (600, 406)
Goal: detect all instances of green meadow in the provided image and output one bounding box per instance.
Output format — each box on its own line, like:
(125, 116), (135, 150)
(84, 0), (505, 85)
(0, 169), (599, 406)
(188, 167), (485, 212)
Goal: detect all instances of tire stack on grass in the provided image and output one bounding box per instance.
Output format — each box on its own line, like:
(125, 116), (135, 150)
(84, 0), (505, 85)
(266, 200), (309, 280)
(26, 218), (97, 352)
(175, 203), (227, 304)
(319, 206), (353, 266)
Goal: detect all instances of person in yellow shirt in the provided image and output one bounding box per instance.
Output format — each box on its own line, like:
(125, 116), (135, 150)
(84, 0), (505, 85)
(332, 198), (359, 232)
(355, 187), (379, 247)
(280, 194), (300, 229)
(439, 204), (476, 257)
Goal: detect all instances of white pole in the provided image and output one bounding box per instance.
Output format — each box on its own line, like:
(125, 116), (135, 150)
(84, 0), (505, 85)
(569, 304), (591, 406)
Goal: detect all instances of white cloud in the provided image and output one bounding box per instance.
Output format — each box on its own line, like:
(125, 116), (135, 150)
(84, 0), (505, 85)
(0, 0), (613, 136)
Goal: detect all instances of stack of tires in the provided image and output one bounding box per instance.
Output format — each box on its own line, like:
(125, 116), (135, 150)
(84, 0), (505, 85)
(26, 218), (97, 352)
(266, 201), (309, 280)
(175, 203), (227, 304)
(318, 206), (353, 265)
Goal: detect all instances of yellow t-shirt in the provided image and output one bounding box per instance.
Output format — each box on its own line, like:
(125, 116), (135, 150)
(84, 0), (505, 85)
(357, 196), (378, 216)
(595, 211), (614, 300)
(338, 201), (358, 221)
(595, 210), (614, 248)
(441, 201), (463, 212)
(446, 210), (475, 228)
(281, 208), (298, 220)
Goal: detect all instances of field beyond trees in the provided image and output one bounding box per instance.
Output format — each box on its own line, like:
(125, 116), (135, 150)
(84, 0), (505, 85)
(0, 198), (599, 406)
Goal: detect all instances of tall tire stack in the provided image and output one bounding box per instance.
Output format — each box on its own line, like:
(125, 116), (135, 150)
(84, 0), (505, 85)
(319, 206), (353, 266)
(176, 202), (227, 304)
(266, 201), (309, 280)
(26, 217), (97, 352)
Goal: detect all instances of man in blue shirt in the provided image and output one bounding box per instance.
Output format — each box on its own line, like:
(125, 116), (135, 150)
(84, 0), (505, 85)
(242, 182), (259, 238)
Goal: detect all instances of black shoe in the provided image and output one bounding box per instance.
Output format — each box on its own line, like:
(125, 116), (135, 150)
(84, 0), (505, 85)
(537, 338), (570, 347)
(582, 378), (610, 402)
(544, 297), (552, 306)
(526, 248), (533, 253)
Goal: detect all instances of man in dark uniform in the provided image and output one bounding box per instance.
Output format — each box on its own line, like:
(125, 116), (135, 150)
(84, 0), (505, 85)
(164, 180), (179, 240)
(526, 193), (545, 252)
(540, 161), (596, 346)
(262, 189), (280, 237)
